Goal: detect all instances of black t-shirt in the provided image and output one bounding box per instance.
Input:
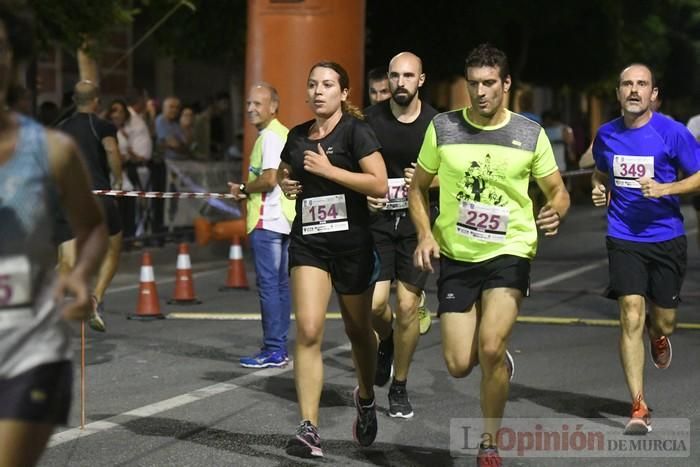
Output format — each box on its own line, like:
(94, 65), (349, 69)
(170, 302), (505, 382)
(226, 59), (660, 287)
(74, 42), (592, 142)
(281, 113), (382, 255)
(58, 112), (117, 190)
(365, 100), (438, 231)
(364, 99), (438, 179)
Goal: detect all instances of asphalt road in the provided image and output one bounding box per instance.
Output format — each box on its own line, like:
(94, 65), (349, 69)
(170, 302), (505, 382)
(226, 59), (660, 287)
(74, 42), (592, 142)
(39, 204), (700, 467)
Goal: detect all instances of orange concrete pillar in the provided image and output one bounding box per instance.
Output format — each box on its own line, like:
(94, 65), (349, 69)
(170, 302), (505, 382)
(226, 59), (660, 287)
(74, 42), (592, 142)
(243, 0), (366, 177)
(589, 95), (604, 142)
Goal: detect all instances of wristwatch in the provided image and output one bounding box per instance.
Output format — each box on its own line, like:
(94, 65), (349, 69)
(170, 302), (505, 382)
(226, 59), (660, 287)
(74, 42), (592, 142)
(239, 183), (247, 195)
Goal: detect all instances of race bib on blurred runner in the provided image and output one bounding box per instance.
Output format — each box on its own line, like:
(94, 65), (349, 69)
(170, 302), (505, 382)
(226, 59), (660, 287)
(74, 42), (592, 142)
(384, 178), (409, 211)
(0, 255), (32, 308)
(457, 201), (509, 243)
(613, 155), (654, 188)
(302, 194), (349, 235)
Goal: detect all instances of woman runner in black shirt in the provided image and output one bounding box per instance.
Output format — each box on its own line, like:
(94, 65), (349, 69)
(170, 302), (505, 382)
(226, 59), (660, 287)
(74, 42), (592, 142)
(278, 61), (387, 458)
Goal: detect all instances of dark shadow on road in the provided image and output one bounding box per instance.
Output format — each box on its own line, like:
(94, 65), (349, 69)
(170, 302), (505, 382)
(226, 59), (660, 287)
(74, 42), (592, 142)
(251, 376), (353, 409)
(509, 383), (628, 428)
(323, 355), (355, 373)
(81, 331), (254, 365)
(200, 369), (251, 382)
(82, 340), (117, 366)
(110, 415), (460, 466)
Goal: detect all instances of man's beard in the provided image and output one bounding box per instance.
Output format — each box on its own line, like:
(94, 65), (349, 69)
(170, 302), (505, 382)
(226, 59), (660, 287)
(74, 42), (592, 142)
(392, 87), (417, 107)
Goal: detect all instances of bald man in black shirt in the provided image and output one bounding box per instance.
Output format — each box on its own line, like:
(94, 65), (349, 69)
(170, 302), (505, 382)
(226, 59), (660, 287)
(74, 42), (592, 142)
(364, 52), (438, 419)
(56, 80), (122, 332)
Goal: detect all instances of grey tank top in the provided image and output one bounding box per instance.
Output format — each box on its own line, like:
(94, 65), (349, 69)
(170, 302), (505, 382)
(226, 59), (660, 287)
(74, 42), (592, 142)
(0, 115), (72, 378)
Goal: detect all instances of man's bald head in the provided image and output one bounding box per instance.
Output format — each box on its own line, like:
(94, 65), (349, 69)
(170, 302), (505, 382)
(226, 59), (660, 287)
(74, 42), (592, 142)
(247, 82), (280, 129)
(387, 51), (425, 107)
(73, 80), (99, 108)
(389, 52), (423, 75)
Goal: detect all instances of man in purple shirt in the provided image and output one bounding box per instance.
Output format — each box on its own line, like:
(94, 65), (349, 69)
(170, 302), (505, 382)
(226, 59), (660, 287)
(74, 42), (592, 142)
(592, 63), (700, 435)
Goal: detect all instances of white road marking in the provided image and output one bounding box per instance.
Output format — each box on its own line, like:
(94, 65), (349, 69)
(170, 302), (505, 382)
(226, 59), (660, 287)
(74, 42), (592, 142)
(530, 259), (607, 288)
(48, 343), (351, 447)
(64, 228), (697, 446)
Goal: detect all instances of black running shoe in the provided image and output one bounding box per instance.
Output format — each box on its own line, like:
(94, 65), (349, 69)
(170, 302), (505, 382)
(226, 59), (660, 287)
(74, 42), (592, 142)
(375, 333), (394, 387)
(352, 387), (378, 447)
(388, 382), (414, 419)
(286, 420), (323, 458)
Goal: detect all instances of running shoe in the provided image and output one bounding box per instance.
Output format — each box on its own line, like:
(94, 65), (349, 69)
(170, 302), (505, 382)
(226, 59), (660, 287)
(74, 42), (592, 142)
(375, 333), (394, 387)
(286, 420), (323, 458)
(624, 395), (651, 435)
(388, 382), (414, 418)
(476, 446), (502, 467)
(505, 349), (514, 382)
(417, 291), (432, 335)
(239, 349), (289, 368)
(646, 317), (672, 369)
(88, 296), (106, 332)
(352, 387), (378, 447)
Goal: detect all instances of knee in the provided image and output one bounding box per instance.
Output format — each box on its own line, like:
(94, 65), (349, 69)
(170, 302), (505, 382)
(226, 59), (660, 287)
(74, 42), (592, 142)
(655, 317), (676, 336)
(256, 280), (277, 300)
(296, 323), (323, 347)
(371, 298), (389, 317)
(620, 308), (644, 333)
(444, 354), (475, 378)
(479, 339), (505, 369)
(395, 299), (418, 323)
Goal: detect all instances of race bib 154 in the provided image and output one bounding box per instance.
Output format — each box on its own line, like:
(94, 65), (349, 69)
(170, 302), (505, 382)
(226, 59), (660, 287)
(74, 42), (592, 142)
(302, 194), (349, 235)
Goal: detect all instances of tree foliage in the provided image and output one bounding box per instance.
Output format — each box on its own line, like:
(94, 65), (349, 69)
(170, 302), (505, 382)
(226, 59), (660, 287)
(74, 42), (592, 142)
(28, 0), (138, 53)
(26, 0), (245, 67)
(366, 0), (700, 97)
(21, 0), (700, 102)
(135, 0), (246, 68)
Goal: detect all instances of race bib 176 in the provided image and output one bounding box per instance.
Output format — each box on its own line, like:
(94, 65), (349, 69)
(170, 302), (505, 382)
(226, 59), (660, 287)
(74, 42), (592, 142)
(384, 178), (409, 211)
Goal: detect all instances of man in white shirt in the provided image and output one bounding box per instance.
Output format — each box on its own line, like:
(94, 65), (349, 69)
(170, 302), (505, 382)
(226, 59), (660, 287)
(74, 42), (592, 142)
(229, 83), (294, 368)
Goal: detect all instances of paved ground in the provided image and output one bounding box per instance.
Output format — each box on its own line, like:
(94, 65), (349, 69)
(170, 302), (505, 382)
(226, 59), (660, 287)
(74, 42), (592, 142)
(39, 204), (700, 466)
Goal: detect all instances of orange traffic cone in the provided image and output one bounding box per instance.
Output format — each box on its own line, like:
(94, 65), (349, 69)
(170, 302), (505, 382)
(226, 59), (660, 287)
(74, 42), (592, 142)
(220, 236), (249, 290)
(168, 243), (201, 304)
(128, 251), (164, 320)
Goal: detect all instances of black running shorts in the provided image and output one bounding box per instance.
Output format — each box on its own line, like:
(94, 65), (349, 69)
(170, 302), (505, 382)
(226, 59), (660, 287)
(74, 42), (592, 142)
(371, 213), (428, 289)
(605, 235), (687, 308)
(54, 197), (122, 244)
(0, 360), (73, 425)
(437, 254), (531, 315)
(289, 241), (380, 295)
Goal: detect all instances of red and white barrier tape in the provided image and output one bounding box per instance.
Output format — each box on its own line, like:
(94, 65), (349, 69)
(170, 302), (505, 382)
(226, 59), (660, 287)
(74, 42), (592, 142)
(92, 190), (238, 199)
(92, 170), (594, 199)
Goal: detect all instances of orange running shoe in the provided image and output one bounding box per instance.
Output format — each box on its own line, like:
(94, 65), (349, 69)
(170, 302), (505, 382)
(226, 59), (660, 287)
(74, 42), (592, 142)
(477, 446), (502, 467)
(646, 316), (672, 369)
(624, 395), (651, 435)
(650, 334), (672, 369)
